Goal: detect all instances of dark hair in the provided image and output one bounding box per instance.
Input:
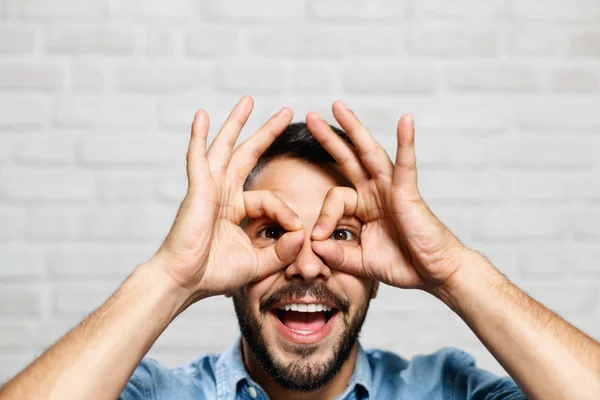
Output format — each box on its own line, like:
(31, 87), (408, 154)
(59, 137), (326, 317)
(243, 122), (354, 190)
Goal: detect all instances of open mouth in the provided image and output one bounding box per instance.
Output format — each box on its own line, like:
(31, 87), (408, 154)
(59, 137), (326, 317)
(270, 302), (340, 344)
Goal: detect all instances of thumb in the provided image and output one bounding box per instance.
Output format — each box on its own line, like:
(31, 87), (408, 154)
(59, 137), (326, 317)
(254, 230), (305, 280)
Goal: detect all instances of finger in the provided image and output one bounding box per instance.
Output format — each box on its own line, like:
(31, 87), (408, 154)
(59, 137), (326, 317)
(311, 187), (358, 241)
(255, 230), (305, 279)
(392, 114), (419, 197)
(227, 107), (293, 184)
(186, 110), (211, 189)
(331, 101), (394, 178)
(206, 96), (254, 173)
(311, 239), (364, 276)
(243, 190), (302, 232)
(305, 112), (370, 186)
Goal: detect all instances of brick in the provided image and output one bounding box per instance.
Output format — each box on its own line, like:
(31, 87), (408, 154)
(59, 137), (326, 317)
(347, 28), (403, 55)
(215, 64), (286, 93)
(510, 173), (569, 202)
(186, 27), (239, 56)
(25, 208), (79, 239)
(499, 139), (595, 169)
(410, 136), (490, 169)
(569, 246), (600, 277)
(0, 353), (34, 382)
(472, 207), (566, 241)
(552, 68), (600, 93)
(53, 283), (118, 316)
(292, 64), (334, 93)
(508, 0), (600, 21)
(506, 28), (564, 57)
(110, 0), (199, 19)
(155, 171), (187, 204)
(78, 138), (177, 166)
(517, 100), (600, 131)
(48, 244), (150, 279)
(447, 65), (541, 93)
(14, 136), (76, 165)
(408, 29), (497, 57)
(54, 95), (156, 128)
(0, 207), (26, 240)
(413, 0), (503, 20)
(248, 28), (346, 57)
(517, 245), (567, 278)
(571, 210), (600, 239)
(374, 284), (446, 313)
(114, 64), (212, 92)
(0, 25), (35, 53)
(342, 65), (437, 94)
(0, 138), (11, 164)
(154, 312), (238, 350)
(46, 27), (136, 54)
(0, 97), (45, 129)
(0, 167), (94, 203)
(418, 172), (506, 203)
(0, 286), (42, 317)
(525, 284), (598, 315)
(571, 174), (600, 201)
(144, 28), (174, 57)
(204, 0), (305, 20)
(309, 0), (408, 20)
(568, 32), (600, 57)
(76, 206), (174, 240)
(70, 62), (107, 91)
(96, 172), (154, 203)
(362, 99), (506, 134)
(0, 323), (33, 349)
(0, 63), (63, 90)
(0, 244), (46, 278)
(5, 0), (104, 20)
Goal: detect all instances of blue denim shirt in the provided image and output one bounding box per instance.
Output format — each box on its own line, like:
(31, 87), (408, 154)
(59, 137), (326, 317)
(120, 336), (525, 399)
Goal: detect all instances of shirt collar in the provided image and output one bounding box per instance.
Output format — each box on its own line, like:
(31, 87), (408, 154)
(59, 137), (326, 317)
(215, 335), (373, 400)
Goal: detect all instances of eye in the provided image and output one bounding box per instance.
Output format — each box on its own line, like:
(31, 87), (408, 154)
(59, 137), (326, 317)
(257, 225), (285, 240)
(330, 229), (356, 241)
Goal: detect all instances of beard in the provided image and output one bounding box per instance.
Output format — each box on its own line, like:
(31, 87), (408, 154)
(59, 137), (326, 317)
(232, 281), (372, 392)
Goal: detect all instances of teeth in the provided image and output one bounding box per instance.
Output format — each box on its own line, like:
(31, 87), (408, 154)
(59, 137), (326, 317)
(277, 303), (333, 313)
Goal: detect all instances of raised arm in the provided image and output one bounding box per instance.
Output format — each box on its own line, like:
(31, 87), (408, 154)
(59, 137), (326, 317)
(0, 97), (304, 400)
(306, 101), (600, 400)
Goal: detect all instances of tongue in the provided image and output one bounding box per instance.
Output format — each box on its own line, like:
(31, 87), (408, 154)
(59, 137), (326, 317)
(282, 311), (326, 331)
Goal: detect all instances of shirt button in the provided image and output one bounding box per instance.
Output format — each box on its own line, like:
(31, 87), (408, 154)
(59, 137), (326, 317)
(248, 386), (258, 399)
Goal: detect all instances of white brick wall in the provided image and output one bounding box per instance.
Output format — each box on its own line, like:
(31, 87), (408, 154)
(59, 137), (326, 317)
(0, 0), (599, 383)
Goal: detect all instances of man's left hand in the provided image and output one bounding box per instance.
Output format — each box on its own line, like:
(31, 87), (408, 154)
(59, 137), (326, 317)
(307, 101), (471, 292)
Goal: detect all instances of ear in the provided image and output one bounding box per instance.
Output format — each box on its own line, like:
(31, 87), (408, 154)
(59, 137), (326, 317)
(370, 280), (379, 299)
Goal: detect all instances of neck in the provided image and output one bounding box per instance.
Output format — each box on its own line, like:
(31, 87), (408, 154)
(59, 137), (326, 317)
(241, 339), (358, 400)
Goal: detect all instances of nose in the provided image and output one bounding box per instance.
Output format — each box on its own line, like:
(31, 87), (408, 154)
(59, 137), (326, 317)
(285, 233), (331, 282)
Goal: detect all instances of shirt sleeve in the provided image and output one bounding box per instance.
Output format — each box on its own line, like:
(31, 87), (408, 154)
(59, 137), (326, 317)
(445, 349), (527, 400)
(119, 359), (156, 400)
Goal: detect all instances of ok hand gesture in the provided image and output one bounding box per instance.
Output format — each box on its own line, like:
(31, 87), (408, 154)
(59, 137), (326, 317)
(155, 96), (305, 300)
(307, 102), (469, 293)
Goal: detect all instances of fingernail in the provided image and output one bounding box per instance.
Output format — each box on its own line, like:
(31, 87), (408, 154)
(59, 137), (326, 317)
(312, 226), (322, 239)
(339, 101), (349, 110)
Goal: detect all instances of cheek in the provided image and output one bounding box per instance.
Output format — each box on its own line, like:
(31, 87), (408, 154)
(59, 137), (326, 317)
(246, 273), (282, 313)
(331, 271), (373, 306)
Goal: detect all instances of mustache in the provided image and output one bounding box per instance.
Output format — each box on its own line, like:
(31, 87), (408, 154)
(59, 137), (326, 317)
(259, 281), (350, 314)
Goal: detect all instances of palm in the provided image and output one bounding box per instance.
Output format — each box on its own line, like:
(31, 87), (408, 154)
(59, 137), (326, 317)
(356, 182), (424, 288)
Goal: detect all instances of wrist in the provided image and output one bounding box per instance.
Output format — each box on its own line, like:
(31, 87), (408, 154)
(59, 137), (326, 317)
(136, 257), (205, 317)
(427, 249), (503, 312)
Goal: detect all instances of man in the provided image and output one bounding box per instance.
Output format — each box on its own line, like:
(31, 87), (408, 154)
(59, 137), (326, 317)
(0, 96), (599, 400)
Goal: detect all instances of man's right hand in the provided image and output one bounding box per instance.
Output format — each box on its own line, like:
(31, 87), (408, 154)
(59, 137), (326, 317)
(153, 96), (305, 300)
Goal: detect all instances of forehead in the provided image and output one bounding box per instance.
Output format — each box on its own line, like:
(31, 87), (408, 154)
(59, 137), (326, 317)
(248, 157), (352, 212)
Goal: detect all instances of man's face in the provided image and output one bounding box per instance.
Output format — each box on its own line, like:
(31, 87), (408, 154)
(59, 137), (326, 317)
(233, 157), (377, 392)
